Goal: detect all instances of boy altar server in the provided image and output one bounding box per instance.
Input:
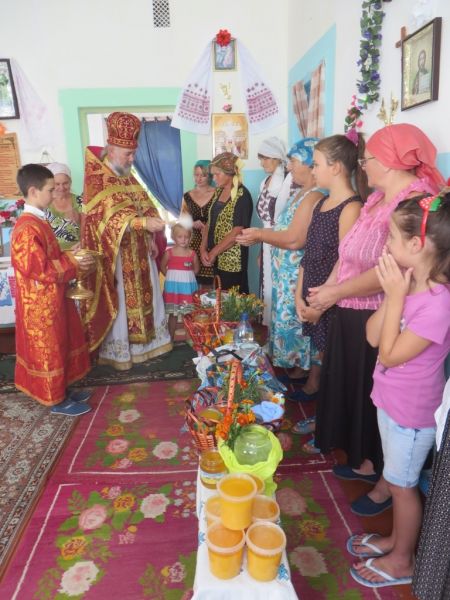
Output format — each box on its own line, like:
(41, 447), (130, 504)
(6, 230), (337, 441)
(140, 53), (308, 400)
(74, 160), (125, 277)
(12, 164), (94, 416)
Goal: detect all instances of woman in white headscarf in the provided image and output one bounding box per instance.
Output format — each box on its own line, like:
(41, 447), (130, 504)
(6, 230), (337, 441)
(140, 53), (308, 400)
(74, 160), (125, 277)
(256, 137), (287, 324)
(45, 162), (83, 251)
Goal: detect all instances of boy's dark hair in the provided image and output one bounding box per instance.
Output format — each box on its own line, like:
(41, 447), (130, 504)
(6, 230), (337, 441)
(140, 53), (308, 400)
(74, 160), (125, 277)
(16, 164), (54, 197)
(394, 192), (450, 284)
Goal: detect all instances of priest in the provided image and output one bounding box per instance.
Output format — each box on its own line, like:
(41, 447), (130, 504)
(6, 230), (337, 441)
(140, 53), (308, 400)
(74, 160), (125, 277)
(82, 112), (172, 370)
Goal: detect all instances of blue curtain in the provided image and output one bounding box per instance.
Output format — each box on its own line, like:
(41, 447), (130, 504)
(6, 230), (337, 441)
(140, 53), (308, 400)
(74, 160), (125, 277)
(134, 119), (183, 216)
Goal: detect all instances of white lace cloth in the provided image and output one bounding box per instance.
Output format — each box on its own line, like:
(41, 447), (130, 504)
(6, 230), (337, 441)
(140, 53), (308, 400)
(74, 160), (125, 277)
(193, 470), (298, 600)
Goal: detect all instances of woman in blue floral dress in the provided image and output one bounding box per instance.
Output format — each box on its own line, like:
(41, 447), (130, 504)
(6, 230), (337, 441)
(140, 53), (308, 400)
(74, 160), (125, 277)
(237, 138), (323, 375)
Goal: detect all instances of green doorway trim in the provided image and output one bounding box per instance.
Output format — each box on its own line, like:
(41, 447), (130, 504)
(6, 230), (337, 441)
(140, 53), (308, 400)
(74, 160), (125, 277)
(58, 87), (196, 194)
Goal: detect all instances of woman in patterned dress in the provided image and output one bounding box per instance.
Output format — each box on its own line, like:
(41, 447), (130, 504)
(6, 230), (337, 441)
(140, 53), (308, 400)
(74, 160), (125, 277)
(181, 160), (215, 286)
(237, 139), (323, 376)
(44, 162), (83, 251)
(256, 137), (287, 325)
(200, 153), (253, 293)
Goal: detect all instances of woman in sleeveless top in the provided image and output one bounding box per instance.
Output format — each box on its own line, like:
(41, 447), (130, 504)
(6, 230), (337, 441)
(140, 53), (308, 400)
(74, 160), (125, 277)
(181, 160), (215, 285)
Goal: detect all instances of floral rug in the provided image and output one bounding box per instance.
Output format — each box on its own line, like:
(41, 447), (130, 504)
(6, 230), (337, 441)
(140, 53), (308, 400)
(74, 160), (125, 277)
(0, 477), (198, 599)
(275, 470), (402, 600)
(54, 381), (200, 479)
(0, 343), (197, 394)
(1, 469), (405, 600)
(0, 392), (76, 575)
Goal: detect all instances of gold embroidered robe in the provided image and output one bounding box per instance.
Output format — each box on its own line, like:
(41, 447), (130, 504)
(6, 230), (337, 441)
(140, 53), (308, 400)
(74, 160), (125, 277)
(81, 147), (159, 352)
(11, 214), (90, 405)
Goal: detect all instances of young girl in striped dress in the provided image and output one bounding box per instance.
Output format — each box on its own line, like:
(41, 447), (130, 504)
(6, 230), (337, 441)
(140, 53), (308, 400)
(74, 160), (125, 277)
(161, 223), (200, 340)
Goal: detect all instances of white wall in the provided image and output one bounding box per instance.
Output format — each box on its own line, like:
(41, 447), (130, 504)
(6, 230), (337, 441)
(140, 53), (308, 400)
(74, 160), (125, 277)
(2, 0), (289, 171)
(288, 0), (450, 157)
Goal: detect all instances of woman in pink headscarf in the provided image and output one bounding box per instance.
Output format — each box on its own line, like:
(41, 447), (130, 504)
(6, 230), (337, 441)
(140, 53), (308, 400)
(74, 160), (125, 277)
(307, 124), (444, 518)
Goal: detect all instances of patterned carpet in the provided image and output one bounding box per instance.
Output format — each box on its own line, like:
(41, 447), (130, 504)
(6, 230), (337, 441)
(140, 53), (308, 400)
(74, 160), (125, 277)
(1, 380), (410, 599)
(0, 392), (77, 575)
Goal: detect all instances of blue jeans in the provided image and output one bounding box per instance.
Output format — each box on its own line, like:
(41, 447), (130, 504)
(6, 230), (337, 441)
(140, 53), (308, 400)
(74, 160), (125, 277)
(377, 408), (436, 488)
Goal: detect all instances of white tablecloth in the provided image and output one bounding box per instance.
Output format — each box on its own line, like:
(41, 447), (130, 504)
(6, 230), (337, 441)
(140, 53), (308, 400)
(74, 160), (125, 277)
(193, 471), (299, 600)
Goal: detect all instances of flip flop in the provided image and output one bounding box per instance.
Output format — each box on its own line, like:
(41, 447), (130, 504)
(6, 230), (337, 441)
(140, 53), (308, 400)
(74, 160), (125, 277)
(301, 437), (321, 454)
(346, 533), (385, 558)
(292, 416), (316, 435)
(350, 558), (413, 588)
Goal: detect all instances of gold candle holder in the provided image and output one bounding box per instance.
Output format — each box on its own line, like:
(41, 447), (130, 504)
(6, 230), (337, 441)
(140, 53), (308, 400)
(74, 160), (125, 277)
(66, 249), (101, 301)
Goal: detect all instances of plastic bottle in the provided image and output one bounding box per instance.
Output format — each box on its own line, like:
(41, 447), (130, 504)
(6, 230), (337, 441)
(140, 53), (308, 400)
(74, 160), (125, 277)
(234, 312), (254, 344)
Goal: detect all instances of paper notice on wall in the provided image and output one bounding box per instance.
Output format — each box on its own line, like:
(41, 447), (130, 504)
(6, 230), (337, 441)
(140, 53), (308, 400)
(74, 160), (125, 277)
(0, 133), (21, 198)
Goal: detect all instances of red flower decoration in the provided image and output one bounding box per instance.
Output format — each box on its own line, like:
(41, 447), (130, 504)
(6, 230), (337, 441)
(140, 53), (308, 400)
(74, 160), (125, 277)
(16, 199), (25, 209)
(216, 29), (232, 47)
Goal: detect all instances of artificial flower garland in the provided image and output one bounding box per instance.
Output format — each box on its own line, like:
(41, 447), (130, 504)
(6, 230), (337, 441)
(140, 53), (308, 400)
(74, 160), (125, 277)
(0, 198), (25, 226)
(345, 0), (385, 132)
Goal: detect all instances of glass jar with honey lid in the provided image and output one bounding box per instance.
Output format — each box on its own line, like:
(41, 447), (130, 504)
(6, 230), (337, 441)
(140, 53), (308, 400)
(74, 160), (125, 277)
(199, 450), (228, 489)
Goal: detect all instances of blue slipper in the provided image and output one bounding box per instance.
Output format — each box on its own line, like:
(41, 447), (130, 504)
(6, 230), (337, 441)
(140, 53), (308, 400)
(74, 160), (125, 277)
(51, 401), (92, 417)
(351, 494), (392, 516)
(350, 558), (412, 588)
(289, 389), (318, 403)
(68, 389), (92, 403)
(346, 534), (385, 558)
(332, 464), (379, 484)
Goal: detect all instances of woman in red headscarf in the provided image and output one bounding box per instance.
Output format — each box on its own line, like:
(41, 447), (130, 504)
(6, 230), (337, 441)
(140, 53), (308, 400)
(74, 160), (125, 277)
(306, 124), (445, 519)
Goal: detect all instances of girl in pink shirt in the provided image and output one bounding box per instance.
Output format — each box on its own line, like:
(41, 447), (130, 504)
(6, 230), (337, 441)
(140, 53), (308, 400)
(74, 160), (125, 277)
(351, 192), (450, 589)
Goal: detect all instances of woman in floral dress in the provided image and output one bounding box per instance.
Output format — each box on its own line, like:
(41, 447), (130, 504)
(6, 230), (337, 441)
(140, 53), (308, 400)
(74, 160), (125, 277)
(237, 138), (323, 375)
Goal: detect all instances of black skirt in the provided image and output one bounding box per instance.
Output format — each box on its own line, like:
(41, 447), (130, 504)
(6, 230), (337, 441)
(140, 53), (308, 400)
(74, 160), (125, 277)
(315, 306), (383, 472)
(413, 411), (450, 600)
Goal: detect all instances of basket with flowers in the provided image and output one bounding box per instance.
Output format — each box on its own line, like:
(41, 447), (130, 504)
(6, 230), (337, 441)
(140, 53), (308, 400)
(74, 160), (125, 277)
(185, 359), (247, 451)
(186, 278), (264, 354)
(219, 286), (264, 323)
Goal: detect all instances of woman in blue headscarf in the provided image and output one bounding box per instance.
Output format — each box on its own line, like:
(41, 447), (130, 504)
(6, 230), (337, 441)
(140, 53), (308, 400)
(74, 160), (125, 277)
(181, 160), (215, 285)
(237, 139), (323, 378)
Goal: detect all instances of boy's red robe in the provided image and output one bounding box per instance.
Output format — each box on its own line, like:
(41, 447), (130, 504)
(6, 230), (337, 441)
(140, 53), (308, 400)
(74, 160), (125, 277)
(11, 213), (90, 405)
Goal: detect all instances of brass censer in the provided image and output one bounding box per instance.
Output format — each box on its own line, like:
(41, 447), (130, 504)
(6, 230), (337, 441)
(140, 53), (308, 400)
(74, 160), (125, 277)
(66, 249), (101, 300)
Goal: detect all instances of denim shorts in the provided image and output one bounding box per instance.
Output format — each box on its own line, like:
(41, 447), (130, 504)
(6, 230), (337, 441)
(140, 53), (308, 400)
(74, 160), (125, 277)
(377, 408), (436, 488)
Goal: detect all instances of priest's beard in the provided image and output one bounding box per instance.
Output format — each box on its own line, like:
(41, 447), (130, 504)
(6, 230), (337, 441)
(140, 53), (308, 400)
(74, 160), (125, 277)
(110, 163), (132, 177)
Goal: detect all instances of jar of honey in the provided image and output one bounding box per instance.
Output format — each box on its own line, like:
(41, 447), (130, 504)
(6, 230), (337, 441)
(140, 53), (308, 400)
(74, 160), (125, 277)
(199, 450), (228, 489)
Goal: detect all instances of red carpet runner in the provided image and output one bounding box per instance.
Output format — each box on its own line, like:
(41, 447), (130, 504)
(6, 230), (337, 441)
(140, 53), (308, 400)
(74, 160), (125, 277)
(1, 381), (404, 599)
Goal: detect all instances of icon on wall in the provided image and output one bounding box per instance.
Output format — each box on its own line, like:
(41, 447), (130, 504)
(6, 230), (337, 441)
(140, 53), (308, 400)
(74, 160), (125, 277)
(401, 18), (442, 111)
(0, 59), (20, 119)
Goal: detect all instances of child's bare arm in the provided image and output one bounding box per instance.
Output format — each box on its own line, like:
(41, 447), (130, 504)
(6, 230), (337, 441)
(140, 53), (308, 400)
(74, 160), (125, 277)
(160, 251), (169, 275)
(193, 252), (200, 275)
(366, 298), (387, 347)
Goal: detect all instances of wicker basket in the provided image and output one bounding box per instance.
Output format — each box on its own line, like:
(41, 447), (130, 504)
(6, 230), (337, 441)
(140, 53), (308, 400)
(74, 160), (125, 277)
(183, 276), (237, 354)
(185, 360), (242, 452)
